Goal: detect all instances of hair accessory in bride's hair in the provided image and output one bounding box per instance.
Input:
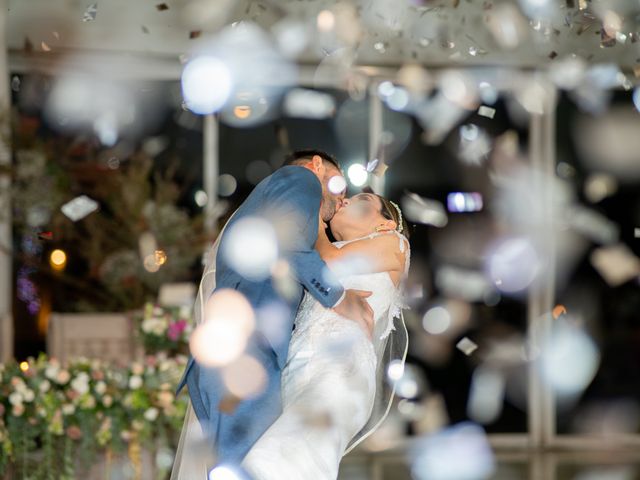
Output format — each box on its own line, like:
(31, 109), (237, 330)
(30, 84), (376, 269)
(389, 201), (404, 234)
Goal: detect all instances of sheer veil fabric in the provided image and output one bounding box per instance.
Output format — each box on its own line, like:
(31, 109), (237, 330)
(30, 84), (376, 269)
(170, 223), (409, 479)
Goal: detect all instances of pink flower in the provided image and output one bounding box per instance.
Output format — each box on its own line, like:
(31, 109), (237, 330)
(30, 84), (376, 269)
(145, 355), (158, 367)
(91, 370), (105, 381)
(167, 320), (187, 341)
(66, 389), (80, 401)
(66, 425), (82, 440)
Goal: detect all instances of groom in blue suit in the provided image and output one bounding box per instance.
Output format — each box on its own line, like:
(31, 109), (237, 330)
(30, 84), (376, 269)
(176, 149), (374, 475)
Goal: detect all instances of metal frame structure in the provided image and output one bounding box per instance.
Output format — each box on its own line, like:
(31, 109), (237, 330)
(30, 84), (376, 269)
(4, 47), (640, 477)
(0, 0), (13, 363)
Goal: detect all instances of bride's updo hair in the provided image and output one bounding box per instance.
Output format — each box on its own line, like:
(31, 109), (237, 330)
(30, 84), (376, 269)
(376, 194), (410, 240)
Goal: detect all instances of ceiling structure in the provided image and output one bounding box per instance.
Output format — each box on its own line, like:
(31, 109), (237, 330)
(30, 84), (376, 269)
(7, 0), (640, 79)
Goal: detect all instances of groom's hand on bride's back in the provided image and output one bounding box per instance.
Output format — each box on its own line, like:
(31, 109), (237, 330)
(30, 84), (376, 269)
(333, 289), (374, 339)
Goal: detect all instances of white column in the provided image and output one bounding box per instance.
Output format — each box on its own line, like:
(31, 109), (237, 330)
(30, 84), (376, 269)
(368, 83), (385, 196)
(0, 0), (13, 362)
(526, 83), (557, 448)
(203, 113), (219, 235)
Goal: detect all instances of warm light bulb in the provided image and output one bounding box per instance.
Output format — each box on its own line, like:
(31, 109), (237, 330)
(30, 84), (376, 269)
(50, 249), (67, 270)
(233, 105), (252, 119)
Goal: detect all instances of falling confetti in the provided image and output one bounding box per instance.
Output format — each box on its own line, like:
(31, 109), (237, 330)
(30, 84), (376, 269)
(374, 41), (388, 53)
(457, 337), (478, 356)
(401, 192), (448, 227)
(477, 105), (495, 119)
(40, 41), (51, 52)
(82, 3), (97, 22)
(283, 88), (335, 119)
(590, 244), (640, 287)
(552, 305), (567, 319)
(60, 195), (99, 222)
(366, 158), (379, 172)
(37, 232), (54, 241)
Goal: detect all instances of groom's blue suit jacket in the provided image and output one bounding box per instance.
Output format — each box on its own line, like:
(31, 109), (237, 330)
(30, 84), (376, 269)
(176, 165), (344, 398)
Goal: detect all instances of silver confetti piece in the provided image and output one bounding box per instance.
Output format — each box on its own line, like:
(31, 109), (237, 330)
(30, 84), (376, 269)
(82, 3), (98, 22)
(457, 337), (478, 356)
(61, 195), (99, 222)
(478, 105), (495, 119)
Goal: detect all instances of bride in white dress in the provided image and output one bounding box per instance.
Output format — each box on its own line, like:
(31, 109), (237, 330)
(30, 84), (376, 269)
(241, 192), (411, 480)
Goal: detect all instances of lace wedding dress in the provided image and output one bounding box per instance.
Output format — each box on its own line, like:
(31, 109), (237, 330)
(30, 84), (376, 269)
(242, 231), (410, 480)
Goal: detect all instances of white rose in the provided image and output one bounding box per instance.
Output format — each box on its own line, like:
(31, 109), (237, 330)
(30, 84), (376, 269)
(22, 389), (35, 403)
(144, 407), (159, 422)
(62, 404), (75, 416)
(95, 381), (107, 395)
(71, 376), (89, 395)
(103, 395), (113, 407)
(141, 319), (155, 333)
(9, 392), (23, 406)
(152, 321), (167, 336)
(128, 375), (143, 390)
(45, 365), (59, 380)
(39, 380), (51, 393)
(179, 305), (191, 318)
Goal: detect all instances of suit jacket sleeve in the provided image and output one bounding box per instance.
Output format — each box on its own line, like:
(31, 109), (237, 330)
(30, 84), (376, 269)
(268, 166), (345, 308)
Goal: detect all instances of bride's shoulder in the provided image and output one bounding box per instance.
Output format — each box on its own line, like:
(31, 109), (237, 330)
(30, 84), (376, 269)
(350, 231), (409, 258)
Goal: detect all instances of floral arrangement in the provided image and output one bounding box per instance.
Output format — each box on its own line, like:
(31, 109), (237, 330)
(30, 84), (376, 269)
(135, 302), (193, 356)
(0, 353), (189, 479)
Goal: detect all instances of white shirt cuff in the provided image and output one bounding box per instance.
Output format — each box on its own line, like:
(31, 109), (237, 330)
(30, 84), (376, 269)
(332, 290), (346, 308)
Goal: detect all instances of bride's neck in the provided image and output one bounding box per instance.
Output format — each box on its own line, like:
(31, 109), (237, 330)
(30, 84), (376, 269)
(332, 227), (370, 242)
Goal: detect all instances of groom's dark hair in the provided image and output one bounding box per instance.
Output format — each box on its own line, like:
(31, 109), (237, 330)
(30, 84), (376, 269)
(284, 149), (341, 171)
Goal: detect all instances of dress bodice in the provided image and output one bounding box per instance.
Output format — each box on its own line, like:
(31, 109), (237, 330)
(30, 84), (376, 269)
(293, 231), (409, 344)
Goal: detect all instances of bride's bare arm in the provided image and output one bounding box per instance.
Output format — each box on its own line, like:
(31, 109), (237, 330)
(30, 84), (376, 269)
(315, 222), (405, 275)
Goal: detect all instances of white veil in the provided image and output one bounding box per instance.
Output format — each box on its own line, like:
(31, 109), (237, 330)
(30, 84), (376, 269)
(343, 232), (410, 455)
(170, 226), (224, 480)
